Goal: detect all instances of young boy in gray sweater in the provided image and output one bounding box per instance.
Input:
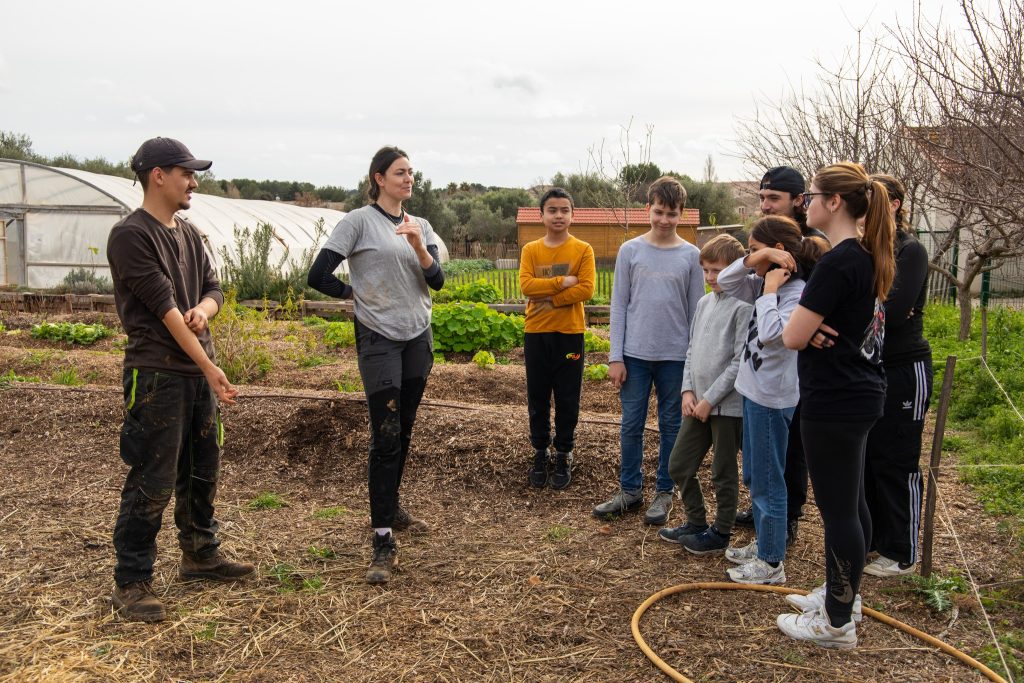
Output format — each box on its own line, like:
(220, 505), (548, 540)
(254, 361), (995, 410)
(659, 235), (752, 554)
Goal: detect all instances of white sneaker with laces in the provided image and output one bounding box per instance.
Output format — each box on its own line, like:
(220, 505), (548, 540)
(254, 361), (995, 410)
(777, 605), (858, 649)
(725, 540), (758, 565)
(726, 558), (786, 585)
(785, 582), (863, 622)
(863, 555), (915, 577)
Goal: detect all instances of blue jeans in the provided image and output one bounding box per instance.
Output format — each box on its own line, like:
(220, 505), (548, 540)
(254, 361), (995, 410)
(619, 356), (684, 494)
(741, 398), (794, 564)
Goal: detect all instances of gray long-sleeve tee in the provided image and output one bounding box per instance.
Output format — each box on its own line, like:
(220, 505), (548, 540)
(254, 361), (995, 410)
(681, 291), (752, 418)
(717, 256), (803, 409)
(609, 236), (704, 363)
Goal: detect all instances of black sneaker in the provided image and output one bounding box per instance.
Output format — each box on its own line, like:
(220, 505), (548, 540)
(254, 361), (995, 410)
(551, 451), (573, 490)
(735, 508), (754, 527)
(529, 448), (549, 488)
(786, 518), (798, 547)
(681, 526), (730, 555)
(658, 521), (709, 544)
(366, 532), (398, 584)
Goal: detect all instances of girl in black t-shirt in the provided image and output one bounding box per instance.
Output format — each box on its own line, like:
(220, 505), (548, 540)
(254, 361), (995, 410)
(777, 162), (896, 649)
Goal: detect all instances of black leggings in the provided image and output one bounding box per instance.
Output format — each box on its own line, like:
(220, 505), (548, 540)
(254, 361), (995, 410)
(802, 417), (876, 627)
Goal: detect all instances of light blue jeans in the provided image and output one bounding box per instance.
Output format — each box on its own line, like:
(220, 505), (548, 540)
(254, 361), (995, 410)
(741, 397), (794, 564)
(619, 356), (684, 495)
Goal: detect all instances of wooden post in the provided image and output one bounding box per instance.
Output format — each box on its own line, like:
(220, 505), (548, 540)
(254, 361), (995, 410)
(921, 355), (958, 578)
(981, 306), (988, 361)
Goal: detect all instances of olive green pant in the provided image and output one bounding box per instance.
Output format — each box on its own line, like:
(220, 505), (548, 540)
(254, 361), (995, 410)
(667, 414), (743, 535)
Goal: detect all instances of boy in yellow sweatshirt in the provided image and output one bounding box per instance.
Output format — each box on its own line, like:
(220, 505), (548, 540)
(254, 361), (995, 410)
(520, 188), (596, 489)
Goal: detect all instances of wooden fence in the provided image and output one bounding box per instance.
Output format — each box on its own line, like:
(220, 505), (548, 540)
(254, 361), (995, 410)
(444, 269), (614, 302)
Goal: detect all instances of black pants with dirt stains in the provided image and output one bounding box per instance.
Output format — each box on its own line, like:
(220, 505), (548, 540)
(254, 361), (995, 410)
(113, 368), (221, 586)
(355, 319), (433, 529)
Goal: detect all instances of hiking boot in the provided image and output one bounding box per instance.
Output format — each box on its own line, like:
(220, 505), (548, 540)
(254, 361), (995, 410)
(366, 532), (398, 584)
(112, 581), (165, 622)
(180, 551), (255, 582)
(727, 558), (786, 585)
(644, 491), (674, 526)
(863, 555), (915, 577)
(658, 521), (709, 544)
(786, 518), (798, 546)
(725, 539), (758, 565)
(529, 448), (550, 488)
(777, 605), (858, 649)
(592, 490), (644, 519)
(551, 451), (573, 490)
(681, 526), (731, 556)
(393, 506), (430, 534)
(734, 508), (754, 527)
(785, 582), (863, 622)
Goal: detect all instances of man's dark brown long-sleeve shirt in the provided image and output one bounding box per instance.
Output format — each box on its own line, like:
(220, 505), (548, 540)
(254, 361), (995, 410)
(106, 208), (223, 375)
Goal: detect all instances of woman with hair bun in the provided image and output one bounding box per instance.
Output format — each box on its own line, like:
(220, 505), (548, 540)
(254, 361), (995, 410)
(780, 161), (895, 649)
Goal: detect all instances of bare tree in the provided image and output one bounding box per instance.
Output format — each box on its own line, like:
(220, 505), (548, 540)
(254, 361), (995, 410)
(585, 117), (655, 234)
(893, 0), (1024, 338)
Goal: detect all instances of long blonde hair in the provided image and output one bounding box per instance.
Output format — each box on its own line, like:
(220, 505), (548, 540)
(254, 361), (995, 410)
(813, 162), (895, 300)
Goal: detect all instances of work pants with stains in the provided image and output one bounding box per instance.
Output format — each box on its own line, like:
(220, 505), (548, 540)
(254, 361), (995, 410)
(113, 368), (221, 586)
(355, 318), (433, 529)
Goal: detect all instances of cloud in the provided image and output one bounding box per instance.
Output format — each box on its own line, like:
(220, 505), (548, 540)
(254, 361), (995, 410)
(493, 74), (539, 95)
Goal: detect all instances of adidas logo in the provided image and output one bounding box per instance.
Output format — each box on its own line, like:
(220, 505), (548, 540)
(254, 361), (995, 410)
(902, 400), (913, 410)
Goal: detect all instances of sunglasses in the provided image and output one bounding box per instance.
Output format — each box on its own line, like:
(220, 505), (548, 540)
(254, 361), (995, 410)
(802, 192), (828, 208)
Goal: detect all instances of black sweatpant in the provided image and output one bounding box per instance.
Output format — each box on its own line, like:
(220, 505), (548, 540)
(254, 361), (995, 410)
(865, 358), (933, 565)
(784, 402), (808, 522)
(524, 332), (584, 453)
(355, 318), (433, 529)
(802, 417), (877, 627)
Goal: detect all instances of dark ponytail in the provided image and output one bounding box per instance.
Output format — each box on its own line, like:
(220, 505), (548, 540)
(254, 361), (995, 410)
(749, 215), (829, 277)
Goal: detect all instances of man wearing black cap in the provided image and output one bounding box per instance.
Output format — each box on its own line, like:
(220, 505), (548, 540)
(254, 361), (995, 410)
(106, 137), (253, 622)
(734, 166), (824, 543)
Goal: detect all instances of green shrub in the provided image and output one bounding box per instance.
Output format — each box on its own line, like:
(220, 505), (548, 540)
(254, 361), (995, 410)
(584, 330), (611, 352)
(433, 351), (446, 365)
(51, 267), (114, 295)
(431, 302), (524, 352)
(219, 219), (329, 302)
(31, 322), (113, 345)
(210, 290), (274, 383)
(443, 258), (495, 276)
(433, 278), (503, 303)
(586, 293), (610, 306)
(323, 321), (356, 348)
(302, 315), (328, 327)
(473, 350), (496, 369)
(584, 363), (609, 381)
(52, 367), (84, 386)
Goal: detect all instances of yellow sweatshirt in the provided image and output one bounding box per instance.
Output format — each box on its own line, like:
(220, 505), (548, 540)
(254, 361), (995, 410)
(519, 235), (596, 334)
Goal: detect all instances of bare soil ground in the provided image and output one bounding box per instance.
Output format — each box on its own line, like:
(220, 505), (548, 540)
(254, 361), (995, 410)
(0, 313), (1020, 682)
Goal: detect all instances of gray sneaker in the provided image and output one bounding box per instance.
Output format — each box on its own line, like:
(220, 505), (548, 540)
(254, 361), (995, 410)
(592, 490), (644, 519)
(644, 491), (674, 526)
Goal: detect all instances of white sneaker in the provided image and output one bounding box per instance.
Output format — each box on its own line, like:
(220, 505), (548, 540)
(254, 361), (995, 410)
(727, 558), (786, 585)
(725, 540), (758, 565)
(785, 582), (863, 622)
(777, 605), (858, 649)
(863, 555), (915, 577)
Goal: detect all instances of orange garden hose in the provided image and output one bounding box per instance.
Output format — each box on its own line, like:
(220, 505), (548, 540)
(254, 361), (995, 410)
(631, 582), (1008, 683)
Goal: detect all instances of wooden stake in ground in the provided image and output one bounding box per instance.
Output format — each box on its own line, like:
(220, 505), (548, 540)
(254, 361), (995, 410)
(921, 354), (957, 578)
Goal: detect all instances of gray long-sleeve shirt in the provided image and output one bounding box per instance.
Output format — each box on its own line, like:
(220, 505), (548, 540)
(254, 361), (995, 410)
(681, 291), (752, 418)
(609, 236), (704, 363)
(717, 256), (803, 409)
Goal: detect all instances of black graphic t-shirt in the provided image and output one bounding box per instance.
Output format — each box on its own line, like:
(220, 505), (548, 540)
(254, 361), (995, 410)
(797, 239), (886, 421)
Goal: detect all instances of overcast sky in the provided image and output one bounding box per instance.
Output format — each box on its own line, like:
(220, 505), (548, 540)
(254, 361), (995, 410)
(3, 0), (954, 189)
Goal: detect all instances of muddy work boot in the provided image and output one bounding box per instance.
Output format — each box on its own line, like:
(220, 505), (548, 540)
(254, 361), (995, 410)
(180, 551), (255, 582)
(393, 506), (430, 534)
(112, 581), (166, 622)
(366, 532), (399, 584)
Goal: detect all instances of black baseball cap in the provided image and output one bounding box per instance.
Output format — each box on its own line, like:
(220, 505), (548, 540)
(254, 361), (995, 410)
(760, 166), (805, 195)
(130, 137), (212, 176)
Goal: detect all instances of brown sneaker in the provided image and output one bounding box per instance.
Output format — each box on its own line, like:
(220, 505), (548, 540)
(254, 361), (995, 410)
(112, 582), (166, 622)
(392, 506), (430, 534)
(366, 532), (398, 584)
(180, 551), (255, 582)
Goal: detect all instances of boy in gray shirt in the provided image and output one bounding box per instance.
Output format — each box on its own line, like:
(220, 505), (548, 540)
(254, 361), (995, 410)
(658, 235), (751, 554)
(593, 176), (704, 525)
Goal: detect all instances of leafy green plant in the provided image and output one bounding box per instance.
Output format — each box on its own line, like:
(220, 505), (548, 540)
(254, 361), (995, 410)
(586, 293), (610, 306)
(31, 322), (113, 345)
(51, 267), (114, 295)
(195, 622), (218, 641)
(302, 315), (328, 327)
(0, 321), (5, 333)
(0, 369), (41, 386)
(219, 219), (329, 302)
(210, 290), (274, 383)
(584, 330), (611, 352)
(52, 367), (83, 386)
(442, 258), (495, 276)
(473, 350), (496, 369)
(584, 363), (609, 381)
(431, 302), (524, 352)
(334, 376), (363, 393)
(434, 278), (502, 304)
(312, 506), (350, 520)
(247, 491), (288, 510)
(905, 572), (969, 612)
(307, 545), (337, 560)
(545, 525), (574, 541)
(433, 351), (446, 365)
(323, 321), (356, 349)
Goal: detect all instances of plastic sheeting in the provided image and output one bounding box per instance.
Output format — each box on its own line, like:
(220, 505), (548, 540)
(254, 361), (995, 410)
(0, 159), (449, 288)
